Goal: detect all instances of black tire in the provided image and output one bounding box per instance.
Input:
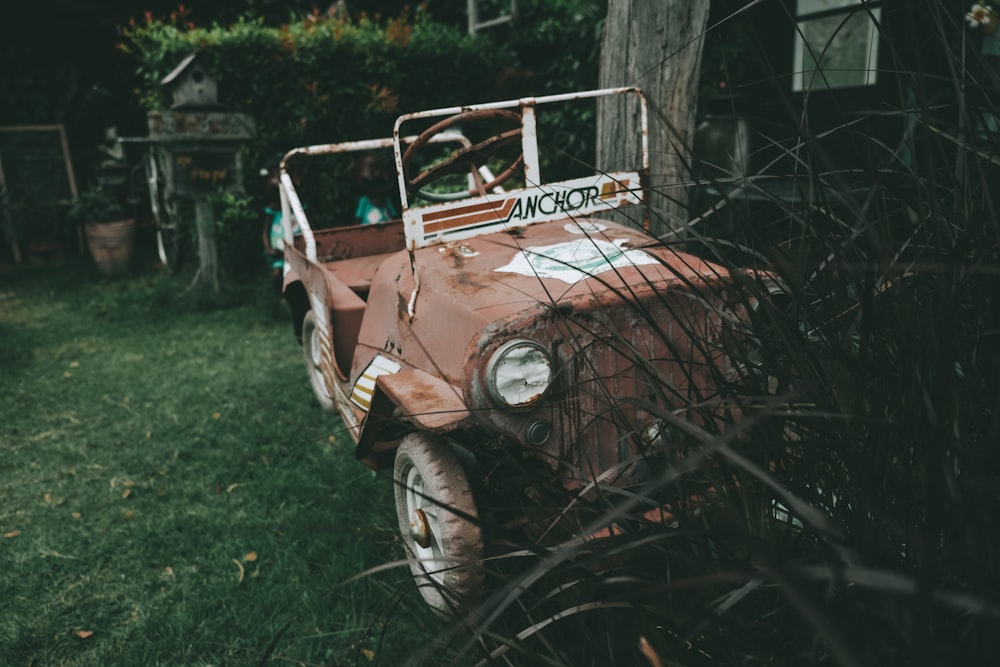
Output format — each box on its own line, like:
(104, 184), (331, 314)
(394, 432), (484, 615)
(301, 311), (335, 412)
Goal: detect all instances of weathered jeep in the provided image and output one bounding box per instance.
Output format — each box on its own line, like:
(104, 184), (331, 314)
(279, 88), (757, 614)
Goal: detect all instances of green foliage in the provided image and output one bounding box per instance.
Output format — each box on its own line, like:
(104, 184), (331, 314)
(207, 188), (258, 279)
(120, 8), (508, 170)
(66, 187), (126, 225)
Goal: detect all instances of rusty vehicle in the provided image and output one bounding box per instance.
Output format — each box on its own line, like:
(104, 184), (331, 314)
(277, 88), (762, 614)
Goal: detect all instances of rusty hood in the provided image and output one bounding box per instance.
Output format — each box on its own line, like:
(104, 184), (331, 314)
(353, 216), (734, 387)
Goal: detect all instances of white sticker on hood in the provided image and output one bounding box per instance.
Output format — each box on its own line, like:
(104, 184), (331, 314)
(564, 221), (607, 234)
(495, 238), (659, 284)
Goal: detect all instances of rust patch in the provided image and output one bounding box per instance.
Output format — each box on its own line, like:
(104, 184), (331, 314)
(377, 368), (472, 433)
(454, 272), (489, 290)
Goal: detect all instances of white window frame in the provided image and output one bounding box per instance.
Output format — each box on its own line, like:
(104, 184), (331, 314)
(793, 0), (882, 92)
(467, 0), (517, 35)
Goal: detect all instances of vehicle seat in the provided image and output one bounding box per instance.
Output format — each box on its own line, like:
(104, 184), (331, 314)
(325, 249), (399, 296)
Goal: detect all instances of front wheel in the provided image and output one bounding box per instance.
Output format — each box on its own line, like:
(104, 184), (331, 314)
(394, 432), (484, 615)
(301, 311), (335, 412)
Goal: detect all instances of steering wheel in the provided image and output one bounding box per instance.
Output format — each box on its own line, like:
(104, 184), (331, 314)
(402, 109), (524, 202)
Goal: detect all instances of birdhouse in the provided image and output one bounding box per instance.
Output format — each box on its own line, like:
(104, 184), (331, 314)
(161, 53), (218, 110)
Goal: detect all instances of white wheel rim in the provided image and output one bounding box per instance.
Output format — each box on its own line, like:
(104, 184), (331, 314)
(405, 465), (446, 584)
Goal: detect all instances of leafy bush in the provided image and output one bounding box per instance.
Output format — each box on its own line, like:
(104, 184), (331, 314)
(66, 186), (126, 225)
(208, 188), (258, 279)
(121, 7), (509, 180)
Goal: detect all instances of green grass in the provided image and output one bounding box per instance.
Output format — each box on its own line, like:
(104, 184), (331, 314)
(0, 258), (444, 666)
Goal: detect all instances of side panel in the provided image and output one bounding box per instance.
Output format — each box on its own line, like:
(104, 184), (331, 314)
(284, 245), (367, 438)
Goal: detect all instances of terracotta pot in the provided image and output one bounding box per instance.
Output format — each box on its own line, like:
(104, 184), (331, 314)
(85, 219), (135, 277)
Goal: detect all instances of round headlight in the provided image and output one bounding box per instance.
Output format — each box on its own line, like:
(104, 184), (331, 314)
(486, 340), (552, 409)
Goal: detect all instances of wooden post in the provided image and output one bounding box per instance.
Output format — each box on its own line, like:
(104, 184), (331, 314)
(597, 1), (710, 240)
(188, 197), (218, 291)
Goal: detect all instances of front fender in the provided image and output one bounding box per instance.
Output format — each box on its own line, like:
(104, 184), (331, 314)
(355, 367), (472, 469)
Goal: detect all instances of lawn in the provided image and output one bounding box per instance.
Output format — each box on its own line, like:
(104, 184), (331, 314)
(0, 255), (443, 666)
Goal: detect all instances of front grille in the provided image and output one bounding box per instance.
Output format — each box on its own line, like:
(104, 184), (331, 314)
(549, 289), (733, 486)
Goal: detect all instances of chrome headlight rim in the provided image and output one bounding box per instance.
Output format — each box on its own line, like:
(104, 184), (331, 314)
(485, 339), (553, 409)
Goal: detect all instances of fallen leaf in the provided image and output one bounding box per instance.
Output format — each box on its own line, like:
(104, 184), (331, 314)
(43, 493), (53, 504)
(245, 551), (258, 562)
(163, 566), (174, 577)
(328, 435), (337, 444)
(122, 488), (132, 499)
(4, 530), (20, 538)
(72, 512), (82, 519)
(69, 361), (80, 368)
(233, 558), (245, 584)
(75, 630), (94, 639)
(362, 649), (375, 661)
(123, 510), (134, 520)
(63, 371), (72, 378)
(212, 412), (221, 420)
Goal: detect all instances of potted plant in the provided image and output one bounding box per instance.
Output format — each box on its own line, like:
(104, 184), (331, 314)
(67, 187), (135, 277)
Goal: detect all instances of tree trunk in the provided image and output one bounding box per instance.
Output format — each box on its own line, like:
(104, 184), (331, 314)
(597, 0), (710, 240)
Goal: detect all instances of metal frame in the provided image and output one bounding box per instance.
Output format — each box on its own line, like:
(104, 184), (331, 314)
(392, 87), (649, 211)
(277, 133), (470, 262)
(391, 87), (650, 250)
(0, 124), (79, 262)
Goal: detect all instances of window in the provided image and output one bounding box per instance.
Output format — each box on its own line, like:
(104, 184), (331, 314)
(793, 0), (882, 91)
(467, 0), (517, 36)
